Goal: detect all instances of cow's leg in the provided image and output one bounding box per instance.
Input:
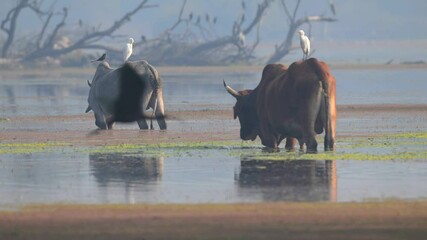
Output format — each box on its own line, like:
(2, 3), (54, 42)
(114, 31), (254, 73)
(304, 132), (318, 153)
(260, 132), (279, 149)
(94, 113), (107, 130)
(259, 122), (278, 149)
(137, 89), (151, 130)
(298, 139), (305, 151)
(324, 86), (336, 151)
(106, 120), (115, 130)
(261, 138), (278, 149)
(155, 91), (167, 130)
(137, 119), (149, 129)
(285, 137), (296, 151)
(140, 87), (153, 130)
(304, 108), (319, 152)
(300, 83), (322, 153)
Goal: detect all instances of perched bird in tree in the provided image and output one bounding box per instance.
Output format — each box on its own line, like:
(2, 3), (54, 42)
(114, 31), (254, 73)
(141, 35), (147, 43)
(123, 37), (135, 62)
(90, 53), (106, 63)
(238, 31), (245, 47)
(298, 30), (310, 60)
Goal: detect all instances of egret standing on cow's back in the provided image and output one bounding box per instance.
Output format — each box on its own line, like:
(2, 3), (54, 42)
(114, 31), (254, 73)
(123, 37), (135, 62)
(298, 30), (310, 60)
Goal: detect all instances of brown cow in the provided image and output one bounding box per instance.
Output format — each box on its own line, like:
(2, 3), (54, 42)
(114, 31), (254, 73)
(223, 58), (336, 152)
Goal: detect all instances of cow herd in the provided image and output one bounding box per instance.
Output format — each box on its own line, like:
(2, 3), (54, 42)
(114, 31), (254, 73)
(86, 57), (336, 152)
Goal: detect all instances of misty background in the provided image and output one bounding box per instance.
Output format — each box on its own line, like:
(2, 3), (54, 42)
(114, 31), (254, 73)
(1, 0), (427, 65)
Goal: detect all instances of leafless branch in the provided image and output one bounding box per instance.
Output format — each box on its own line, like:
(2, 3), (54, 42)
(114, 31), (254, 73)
(267, 0), (337, 64)
(189, 0), (271, 60)
(21, 0), (157, 62)
(1, 0), (30, 57)
(168, 0), (187, 32)
(36, 12), (53, 49)
(292, 0), (301, 22)
(242, 0), (271, 35)
(44, 7), (67, 49)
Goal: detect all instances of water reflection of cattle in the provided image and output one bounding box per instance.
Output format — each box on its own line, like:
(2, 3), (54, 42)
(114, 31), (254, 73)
(237, 159), (336, 202)
(89, 153), (163, 186)
(224, 58), (336, 152)
(86, 60), (166, 130)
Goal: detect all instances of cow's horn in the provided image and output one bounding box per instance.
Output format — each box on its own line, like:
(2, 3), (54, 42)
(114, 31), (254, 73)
(223, 80), (241, 99)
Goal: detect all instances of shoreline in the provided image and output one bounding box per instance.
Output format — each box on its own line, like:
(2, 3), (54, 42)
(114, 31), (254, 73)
(0, 103), (426, 148)
(1, 63), (427, 79)
(1, 201), (426, 240)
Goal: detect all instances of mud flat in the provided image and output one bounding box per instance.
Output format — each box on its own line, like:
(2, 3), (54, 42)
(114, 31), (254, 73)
(1, 66), (427, 239)
(1, 201), (427, 240)
(1, 104), (426, 239)
(1, 104), (426, 146)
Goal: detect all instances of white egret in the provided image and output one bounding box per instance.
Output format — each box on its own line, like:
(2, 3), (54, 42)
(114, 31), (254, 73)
(123, 37), (135, 62)
(238, 31), (245, 47)
(298, 30), (310, 60)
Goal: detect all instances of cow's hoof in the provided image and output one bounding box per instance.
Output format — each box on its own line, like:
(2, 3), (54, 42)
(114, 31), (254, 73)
(305, 149), (318, 154)
(262, 147), (280, 153)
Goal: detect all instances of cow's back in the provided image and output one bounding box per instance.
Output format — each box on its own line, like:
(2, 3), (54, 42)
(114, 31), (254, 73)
(92, 69), (121, 115)
(257, 64), (288, 91)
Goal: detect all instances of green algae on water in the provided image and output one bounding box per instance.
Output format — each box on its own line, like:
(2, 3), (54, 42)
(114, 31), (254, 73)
(88, 141), (257, 154)
(239, 149), (427, 161)
(1, 131), (426, 161)
(391, 132), (427, 139)
(0, 142), (69, 154)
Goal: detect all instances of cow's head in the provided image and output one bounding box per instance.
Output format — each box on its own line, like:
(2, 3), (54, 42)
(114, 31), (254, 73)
(223, 80), (259, 141)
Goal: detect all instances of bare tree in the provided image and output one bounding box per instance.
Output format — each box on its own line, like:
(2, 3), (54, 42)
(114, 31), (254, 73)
(1, 0), (46, 58)
(188, 0), (272, 64)
(266, 0), (337, 64)
(135, 0), (272, 65)
(1, 0), (337, 66)
(133, 0), (201, 64)
(17, 0), (157, 62)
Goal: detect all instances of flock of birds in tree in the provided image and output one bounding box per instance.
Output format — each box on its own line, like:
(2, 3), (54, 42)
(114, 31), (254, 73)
(91, 0), (338, 64)
(93, 30), (310, 63)
(85, 0), (341, 64)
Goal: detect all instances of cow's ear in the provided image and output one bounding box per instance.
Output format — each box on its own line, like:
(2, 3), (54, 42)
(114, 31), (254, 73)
(233, 106), (237, 119)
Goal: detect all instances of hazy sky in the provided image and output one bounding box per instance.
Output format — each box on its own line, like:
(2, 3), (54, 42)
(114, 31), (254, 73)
(2, 0), (427, 62)
(2, 0), (427, 40)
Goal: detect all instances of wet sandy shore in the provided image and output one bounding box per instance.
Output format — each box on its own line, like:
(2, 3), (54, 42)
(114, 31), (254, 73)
(1, 65), (427, 239)
(1, 104), (426, 146)
(1, 201), (426, 240)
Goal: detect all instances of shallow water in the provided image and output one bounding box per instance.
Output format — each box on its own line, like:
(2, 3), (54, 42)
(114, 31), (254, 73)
(0, 67), (427, 208)
(1, 150), (426, 207)
(1, 68), (427, 117)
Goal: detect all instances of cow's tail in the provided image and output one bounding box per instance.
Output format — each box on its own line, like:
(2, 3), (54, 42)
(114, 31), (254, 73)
(147, 63), (160, 130)
(308, 58), (335, 151)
